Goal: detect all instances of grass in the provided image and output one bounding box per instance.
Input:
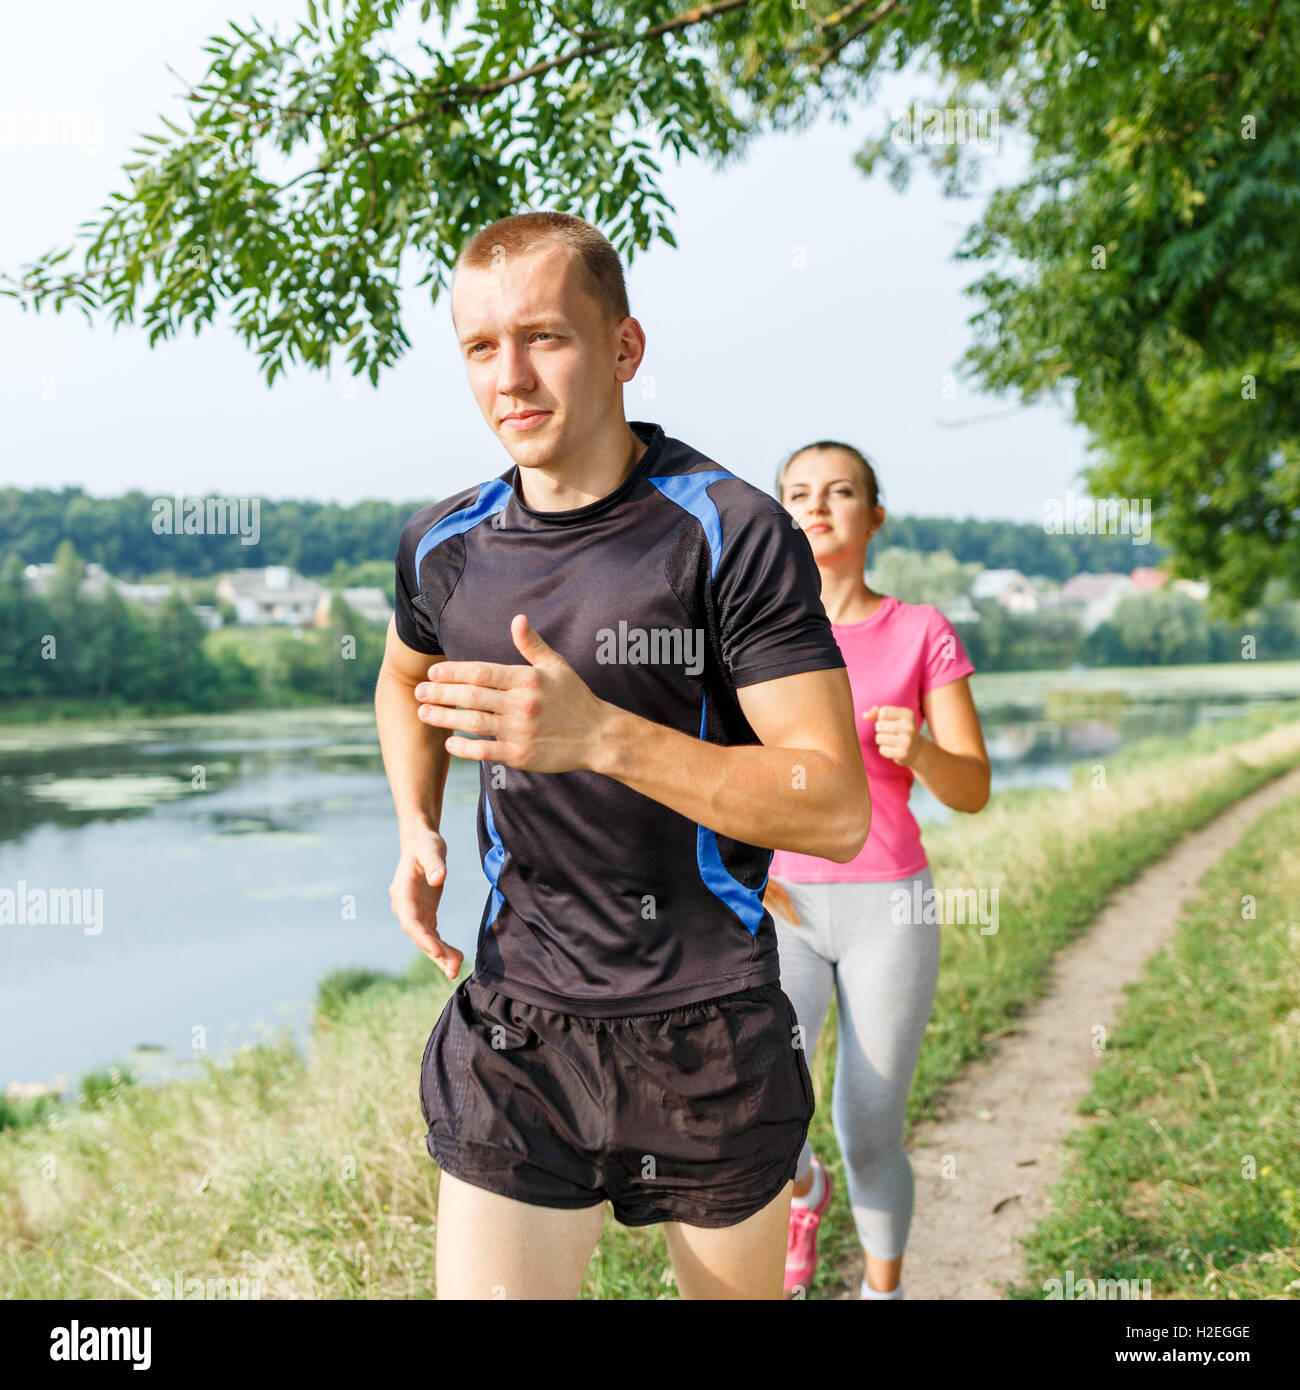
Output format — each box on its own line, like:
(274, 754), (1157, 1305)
(1008, 790), (1300, 1300)
(2, 966), (446, 1299)
(3, 708), (1300, 1299)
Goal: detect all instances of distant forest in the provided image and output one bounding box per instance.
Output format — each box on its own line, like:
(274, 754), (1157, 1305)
(0, 487), (1167, 582)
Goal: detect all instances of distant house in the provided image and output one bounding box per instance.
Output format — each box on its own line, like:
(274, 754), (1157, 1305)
(1129, 566), (1168, 592)
(314, 587), (393, 628)
(215, 566), (323, 626)
(971, 568), (1039, 614)
(934, 593), (981, 624)
(112, 580), (178, 612)
(1171, 578), (1210, 601)
(24, 562), (206, 619)
(1058, 572), (1136, 632)
(23, 561), (112, 596)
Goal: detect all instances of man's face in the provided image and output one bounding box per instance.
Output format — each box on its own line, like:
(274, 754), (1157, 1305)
(451, 241), (632, 468)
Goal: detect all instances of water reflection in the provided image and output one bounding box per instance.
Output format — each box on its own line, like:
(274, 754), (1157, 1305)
(0, 710), (487, 1095)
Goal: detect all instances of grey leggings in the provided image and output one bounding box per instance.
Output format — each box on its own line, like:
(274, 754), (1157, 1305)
(774, 866), (940, 1262)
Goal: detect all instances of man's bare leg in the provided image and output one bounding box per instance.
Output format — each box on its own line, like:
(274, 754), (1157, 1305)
(435, 1170), (607, 1299)
(662, 1180), (793, 1300)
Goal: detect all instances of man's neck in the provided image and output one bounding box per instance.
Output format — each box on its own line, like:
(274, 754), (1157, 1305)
(517, 423), (647, 513)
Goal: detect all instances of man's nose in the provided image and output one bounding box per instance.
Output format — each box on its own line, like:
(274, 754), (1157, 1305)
(496, 339), (534, 393)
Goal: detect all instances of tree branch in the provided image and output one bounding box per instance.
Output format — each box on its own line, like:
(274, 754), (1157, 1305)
(813, 0), (902, 71)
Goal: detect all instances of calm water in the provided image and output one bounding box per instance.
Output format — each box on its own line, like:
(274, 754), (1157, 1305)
(2, 671), (1298, 1093)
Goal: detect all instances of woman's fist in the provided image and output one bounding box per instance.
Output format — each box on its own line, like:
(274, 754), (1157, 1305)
(863, 704), (923, 767)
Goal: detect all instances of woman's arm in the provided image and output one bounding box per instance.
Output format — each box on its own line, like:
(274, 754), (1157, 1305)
(868, 677), (991, 814)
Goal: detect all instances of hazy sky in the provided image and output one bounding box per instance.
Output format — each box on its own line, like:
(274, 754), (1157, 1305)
(1, 1), (1094, 520)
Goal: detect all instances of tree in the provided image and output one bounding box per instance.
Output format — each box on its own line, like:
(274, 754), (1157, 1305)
(318, 589), (387, 701)
(330, 557), (398, 602)
(958, 601), (1084, 673)
(151, 590), (217, 708)
(0, 556), (50, 699)
(82, 586), (136, 700)
(1087, 590), (1211, 667)
(5, 2), (1298, 608)
(868, 546), (980, 608)
(925, 1), (1300, 613)
(42, 540), (93, 695)
(47, 539), (86, 609)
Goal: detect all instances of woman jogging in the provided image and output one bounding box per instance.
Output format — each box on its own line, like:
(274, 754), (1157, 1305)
(766, 441), (991, 1301)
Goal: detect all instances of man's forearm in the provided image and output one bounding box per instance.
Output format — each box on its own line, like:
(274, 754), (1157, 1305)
(589, 702), (868, 862)
(375, 667), (450, 844)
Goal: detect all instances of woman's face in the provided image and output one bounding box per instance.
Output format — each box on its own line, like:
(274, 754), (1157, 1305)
(780, 449), (881, 561)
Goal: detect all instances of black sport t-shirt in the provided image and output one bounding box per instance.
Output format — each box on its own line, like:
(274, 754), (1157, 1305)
(393, 419), (846, 1017)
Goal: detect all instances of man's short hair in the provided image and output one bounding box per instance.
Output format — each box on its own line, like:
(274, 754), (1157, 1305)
(453, 210), (630, 326)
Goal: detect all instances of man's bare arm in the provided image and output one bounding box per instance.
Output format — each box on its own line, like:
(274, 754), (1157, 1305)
(591, 666), (870, 863)
(374, 617), (462, 977)
(376, 617), (450, 840)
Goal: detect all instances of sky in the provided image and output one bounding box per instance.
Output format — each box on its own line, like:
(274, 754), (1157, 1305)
(0, 0), (1095, 521)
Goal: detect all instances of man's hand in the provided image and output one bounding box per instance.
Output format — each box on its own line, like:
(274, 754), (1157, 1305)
(388, 824), (463, 979)
(413, 613), (611, 773)
(763, 877), (801, 926)
(864, 704), (924, 768)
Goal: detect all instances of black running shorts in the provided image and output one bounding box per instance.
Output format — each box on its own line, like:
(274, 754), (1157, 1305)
(418, 974), (815, 1228)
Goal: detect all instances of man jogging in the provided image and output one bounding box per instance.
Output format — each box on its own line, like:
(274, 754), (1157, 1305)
(375, 210), (869, 1299)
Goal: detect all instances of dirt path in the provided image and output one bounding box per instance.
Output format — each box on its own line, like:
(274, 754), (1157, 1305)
(832, 762), (1300, 1300)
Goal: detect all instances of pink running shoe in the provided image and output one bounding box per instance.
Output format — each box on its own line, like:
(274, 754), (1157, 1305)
(784, 1157), (833, 1298)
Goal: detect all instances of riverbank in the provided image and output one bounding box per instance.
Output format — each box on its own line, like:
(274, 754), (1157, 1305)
(4, 708), (1300, 1296)
(2, 657), (1299, 735)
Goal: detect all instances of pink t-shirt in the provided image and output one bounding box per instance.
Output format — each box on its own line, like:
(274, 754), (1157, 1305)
(770, 595), (975, 883)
